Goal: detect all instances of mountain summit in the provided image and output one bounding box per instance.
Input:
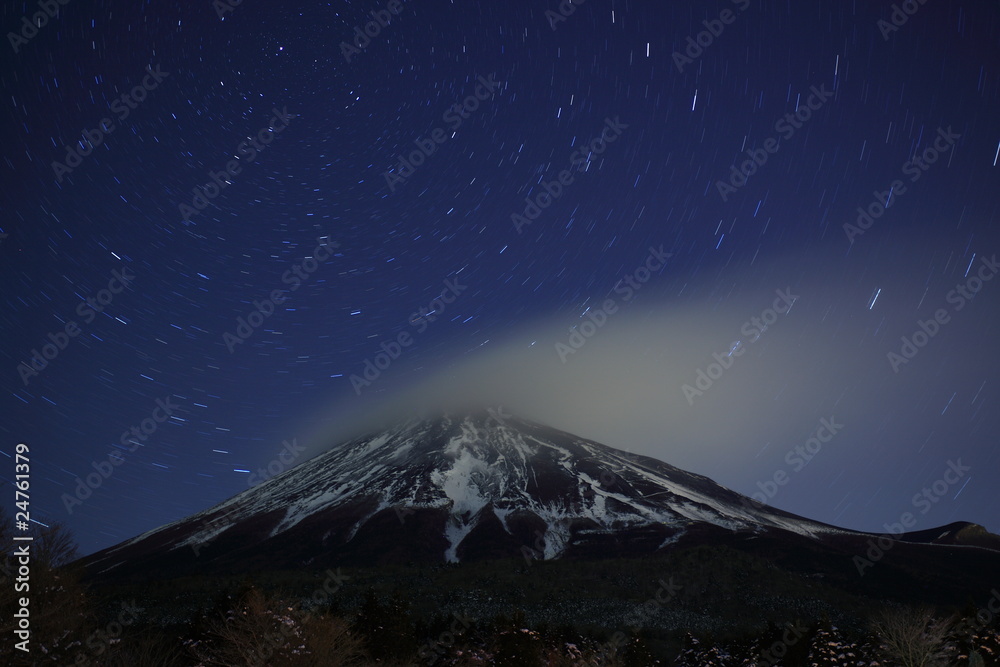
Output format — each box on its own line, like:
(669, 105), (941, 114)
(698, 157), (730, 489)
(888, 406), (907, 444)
(79, 411), (989, 581)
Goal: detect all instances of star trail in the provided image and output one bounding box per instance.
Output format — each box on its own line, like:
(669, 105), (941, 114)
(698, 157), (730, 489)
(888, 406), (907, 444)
(2, 0), (998, 557)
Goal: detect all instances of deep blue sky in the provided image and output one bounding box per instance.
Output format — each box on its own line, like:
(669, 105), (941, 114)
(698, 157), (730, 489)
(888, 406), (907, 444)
(2, 0), (999, 556)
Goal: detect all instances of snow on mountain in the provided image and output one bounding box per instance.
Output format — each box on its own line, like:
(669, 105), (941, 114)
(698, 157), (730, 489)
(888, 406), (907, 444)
(85, 409), (856, 578)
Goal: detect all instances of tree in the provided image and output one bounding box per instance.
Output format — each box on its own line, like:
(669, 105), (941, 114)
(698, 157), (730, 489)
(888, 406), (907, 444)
(187, 584), (367, 667)
(32, 519), (80, 568)
(0, 507), (89, 664)
(871, 605), (957, 667)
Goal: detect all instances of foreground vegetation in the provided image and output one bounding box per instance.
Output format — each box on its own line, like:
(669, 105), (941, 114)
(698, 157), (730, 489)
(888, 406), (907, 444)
(2, 515), (998, 665)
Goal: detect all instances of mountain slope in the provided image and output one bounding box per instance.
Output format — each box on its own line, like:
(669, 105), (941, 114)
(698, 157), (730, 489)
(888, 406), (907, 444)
(78, 410), (996, 582)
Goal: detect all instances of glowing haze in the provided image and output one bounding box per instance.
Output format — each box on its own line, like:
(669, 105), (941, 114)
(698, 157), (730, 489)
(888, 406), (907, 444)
(304, 243), (998, 538)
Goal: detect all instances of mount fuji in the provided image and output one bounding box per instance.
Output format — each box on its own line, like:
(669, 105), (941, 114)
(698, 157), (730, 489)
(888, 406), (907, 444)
(79, 410), (999, 584)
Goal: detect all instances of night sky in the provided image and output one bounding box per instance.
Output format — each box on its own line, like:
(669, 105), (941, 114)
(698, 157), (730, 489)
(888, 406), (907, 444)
(3, 0), (999, 558)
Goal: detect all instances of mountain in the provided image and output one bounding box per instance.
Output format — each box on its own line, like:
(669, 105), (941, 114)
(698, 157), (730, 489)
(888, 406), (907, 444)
(78, 410), (1000, 587)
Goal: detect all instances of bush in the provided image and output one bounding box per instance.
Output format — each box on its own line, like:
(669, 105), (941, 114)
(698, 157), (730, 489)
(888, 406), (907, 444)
(871, 605), (956, 667)
(186, 585), (366, 666)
